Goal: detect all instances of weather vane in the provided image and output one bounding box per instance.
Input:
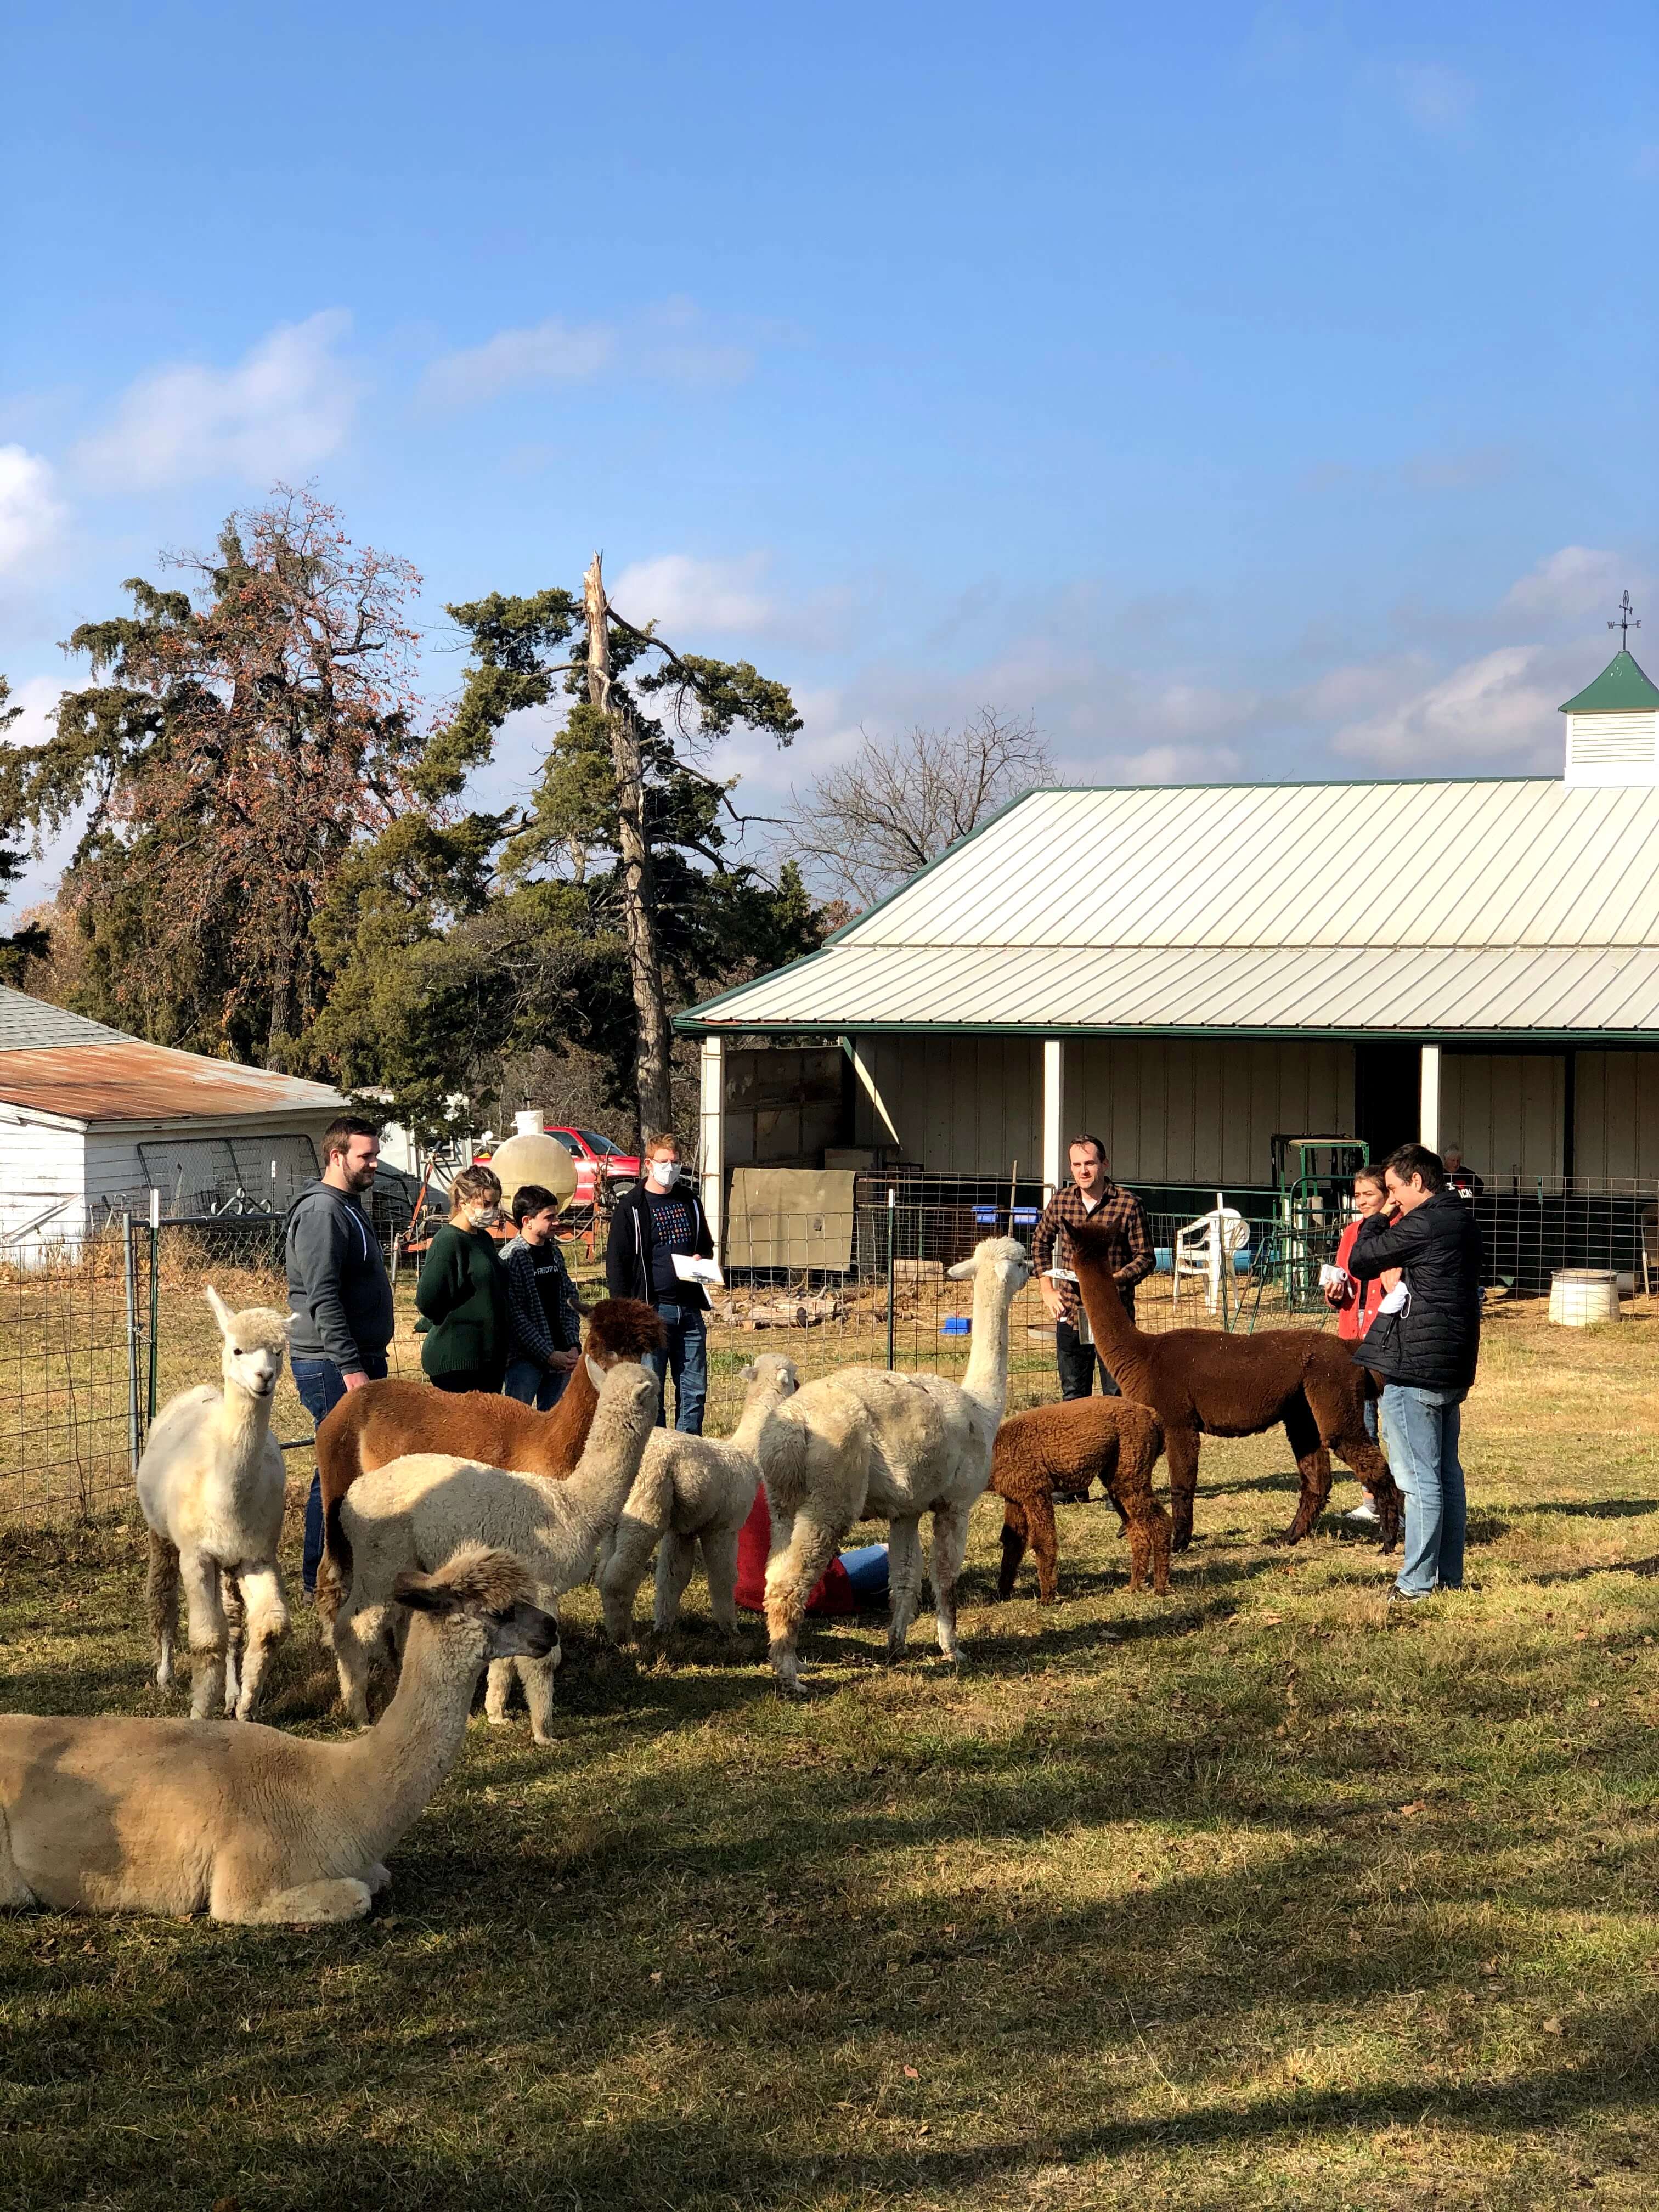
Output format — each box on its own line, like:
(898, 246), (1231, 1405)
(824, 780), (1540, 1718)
(1609, 591), (1641, 651)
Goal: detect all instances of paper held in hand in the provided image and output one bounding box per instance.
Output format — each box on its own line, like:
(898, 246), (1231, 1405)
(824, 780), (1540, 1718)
(672, 1252), (725, 1290)
(1045, 1265), (1092, 1344)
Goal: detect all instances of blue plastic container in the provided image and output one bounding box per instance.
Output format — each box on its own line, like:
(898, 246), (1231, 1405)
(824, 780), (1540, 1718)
(940, 1316), (972, 1335)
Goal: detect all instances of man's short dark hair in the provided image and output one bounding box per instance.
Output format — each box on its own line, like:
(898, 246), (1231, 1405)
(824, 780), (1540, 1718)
(321, 1115), (380, 1163)
(511, 1183), (561, 1226)
(1067, 1133), (1108, 1163)
(1384, 1143), (1447, 1193)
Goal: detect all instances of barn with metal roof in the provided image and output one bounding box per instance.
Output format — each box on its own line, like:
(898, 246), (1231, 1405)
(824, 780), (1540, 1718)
(679, 646), (1659, 1251)
(0, 987), (349, 1249)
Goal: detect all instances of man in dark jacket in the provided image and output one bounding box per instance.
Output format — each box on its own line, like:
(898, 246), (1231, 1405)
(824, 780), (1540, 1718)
(286, 1118), (396, 1596)
(605, 1131), (714, 1432)
(1347, 1143), (1482, 1603)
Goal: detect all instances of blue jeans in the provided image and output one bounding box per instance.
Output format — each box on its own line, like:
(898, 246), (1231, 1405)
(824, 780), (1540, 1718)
(643, 1304), (707, 1434)
(1380, 1383), (1467, 1596)
(504, 1357), (569, 1412)
(295, 1348), (390, 1595)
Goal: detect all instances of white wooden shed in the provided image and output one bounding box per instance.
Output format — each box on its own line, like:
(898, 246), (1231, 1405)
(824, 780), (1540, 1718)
(0, 988), (350, 1251)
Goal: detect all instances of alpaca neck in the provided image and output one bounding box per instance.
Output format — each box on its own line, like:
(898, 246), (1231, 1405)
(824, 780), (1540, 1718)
(1075, 1263), (1153, 1385)
(960, 1272), (1015, 1415)
(557, 1395), (648, 1555)
(219, 1382), (276, 1473)
(731, 1387), (788, 1455)
(332, 1621), (478, 1860)
(528, 1359), (596, 1475)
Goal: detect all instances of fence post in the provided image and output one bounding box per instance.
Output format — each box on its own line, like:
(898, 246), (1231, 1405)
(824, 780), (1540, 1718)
(123, 1211), (141, 1478)
(146, 1187), (160, 1427)
(885, 1187), (896, 1370)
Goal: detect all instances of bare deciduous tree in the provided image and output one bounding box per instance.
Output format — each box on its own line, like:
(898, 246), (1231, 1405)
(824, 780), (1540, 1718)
(787, 707), (1054, 909)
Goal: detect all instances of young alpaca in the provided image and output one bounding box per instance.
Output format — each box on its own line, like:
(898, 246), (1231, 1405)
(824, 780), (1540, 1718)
(989, 1398), (1169, 1603)
(0, 1547), (556, 1924)
(138, 1286), (295, 1722)
(596, 1354), (799, 1646)
(1069, 1220), (1399, 1554)
(330, 1361), (658, 1742)
(314, 1296), (665, 1617)
(754, 1235), (1031, 1695)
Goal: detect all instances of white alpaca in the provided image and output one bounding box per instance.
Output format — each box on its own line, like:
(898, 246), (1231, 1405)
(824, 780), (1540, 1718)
(331, 1361), (658, 1742)
(0, 1547), (555, 1924)
(596, 1354), (798, 1645)
(138, 1286), (294, 1722)
(754, 1235), (1031, 1694)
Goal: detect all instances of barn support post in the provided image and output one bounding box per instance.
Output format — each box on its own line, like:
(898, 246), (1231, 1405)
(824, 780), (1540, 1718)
(698, 1034), (725, 1265)
(146, 1187), (159, 1428)
(122, 1211), (140, 1478)
(1420, 1045), (1442, 1154)
(1041, 1039), (1064, 1198)
(885, 1186), (896, 1370)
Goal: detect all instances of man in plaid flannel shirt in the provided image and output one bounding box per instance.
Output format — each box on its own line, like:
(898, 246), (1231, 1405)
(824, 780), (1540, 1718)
(1029, 1135), (1155, 1398)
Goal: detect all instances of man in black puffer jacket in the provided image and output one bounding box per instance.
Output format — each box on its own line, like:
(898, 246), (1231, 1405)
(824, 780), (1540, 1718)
(1347, 1143), (1482, 1603)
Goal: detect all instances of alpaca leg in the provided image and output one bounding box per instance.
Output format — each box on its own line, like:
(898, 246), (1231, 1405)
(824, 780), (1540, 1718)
(221, 1575), (244, 1718)
(331, 1597), (385, 1728)
(1125, 1511), (1152, 1593)
(651, 1533), (698, 1640)
(599, 1512), (662, 1645)
(1310, 1378), (1403, 1551)
(996, 1502), (1029, 1600)
(764, 1513), (845, 1695)
(886, 1517), (927, 1656)
(520, 1654), (561, 1745)
(1165, 1428), (1201, 1552)
(695, 1525), (742, 1638)
(1027, 1491), (1062, 1604)
(178, 1551), (229, 1722)
(232, 1564), (290, 1721)
(146, 1528), (180, 1691)
(484, 1657), (516, 1724)
(215, 1871), (374, 1926)
(928, 1503), (973, 1662)
(1280, 1392), (1331, 1543)
(0, 1819), (37, 1909)
(366, 1861), (392, 1895)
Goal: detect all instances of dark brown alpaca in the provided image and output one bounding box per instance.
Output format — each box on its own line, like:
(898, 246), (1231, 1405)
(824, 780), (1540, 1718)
(990, 1397), (1169, 1602)
(315, 1297), (665, 1608)
(1069, 1221), (1398, 1553)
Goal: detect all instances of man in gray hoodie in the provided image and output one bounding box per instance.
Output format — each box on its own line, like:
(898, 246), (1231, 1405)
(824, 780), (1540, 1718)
(286, 1117), (395, 1596)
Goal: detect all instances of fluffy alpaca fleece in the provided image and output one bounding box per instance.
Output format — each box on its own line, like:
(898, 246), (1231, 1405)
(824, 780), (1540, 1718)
(989, 1398), (1169, 1603)
(596, 1355), (798, 1645)
(1069, 1220), (1399, 1553)
(330, 1362), (659, 1742)
(315, 1296), (664, 1612)
(0, 1547), (556, 1924)
(138, 1286), (295, 1722)
(753, 1236), (1031, 1694)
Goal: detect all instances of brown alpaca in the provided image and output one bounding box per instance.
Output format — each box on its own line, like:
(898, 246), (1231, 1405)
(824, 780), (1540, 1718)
(990, 1397), (1169, 1602)
(1069, 1221), (1399, 1554)
(315, 1297), (665, 1608)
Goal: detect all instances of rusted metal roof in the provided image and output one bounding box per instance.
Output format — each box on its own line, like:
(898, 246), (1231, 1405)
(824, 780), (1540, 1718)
(0, 1036), (347, 1127)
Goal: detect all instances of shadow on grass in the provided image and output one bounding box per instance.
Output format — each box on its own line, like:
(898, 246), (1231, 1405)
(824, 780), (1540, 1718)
(1532, 1552), (1659, 1585)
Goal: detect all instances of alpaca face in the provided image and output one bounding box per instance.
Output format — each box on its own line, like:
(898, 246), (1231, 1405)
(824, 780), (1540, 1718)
(202, 1288), (292, 1402)
(483, 1599), (561, 1663)
(947, 1235), (1032, 1293)
(224, 1337), (284, 1401)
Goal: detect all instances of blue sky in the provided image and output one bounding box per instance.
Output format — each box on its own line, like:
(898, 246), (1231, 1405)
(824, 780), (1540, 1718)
(2, 1), (1655, 911)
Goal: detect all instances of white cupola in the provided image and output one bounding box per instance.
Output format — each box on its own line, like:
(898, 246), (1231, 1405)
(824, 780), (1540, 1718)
(1560, 597), (1659, 786)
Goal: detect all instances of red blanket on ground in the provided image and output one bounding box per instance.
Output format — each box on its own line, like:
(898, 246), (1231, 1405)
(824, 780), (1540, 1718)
(734, 1484), (857, 1616)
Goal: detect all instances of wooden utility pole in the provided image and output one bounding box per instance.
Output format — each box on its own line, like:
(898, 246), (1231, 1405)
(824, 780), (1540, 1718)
(583, 551), (674, 1142)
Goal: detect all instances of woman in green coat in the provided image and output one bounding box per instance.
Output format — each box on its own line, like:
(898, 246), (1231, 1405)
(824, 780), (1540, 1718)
(415, 1165), (510, 1393)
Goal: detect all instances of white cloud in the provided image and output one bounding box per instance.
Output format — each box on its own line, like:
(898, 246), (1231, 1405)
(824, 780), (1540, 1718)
(1503, 544), (1626, 630)
(608, 552), (776, 635)
(1, 674), (65, 749)
(422, 318), (616, 407)
(1331, 644), (1570, 771)
(74, 311), (361, 492)
(1107, 741), (1244, 785)
(0, 447), (67, 576)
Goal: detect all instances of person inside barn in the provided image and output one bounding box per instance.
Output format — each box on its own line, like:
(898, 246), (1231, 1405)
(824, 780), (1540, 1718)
(1030, 1135), (1155, 1399)
(1440, 1142), (1485, 1198)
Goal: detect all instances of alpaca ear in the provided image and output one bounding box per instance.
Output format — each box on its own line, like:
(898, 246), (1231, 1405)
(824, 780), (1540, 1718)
(202, 1285), (235, 1335)
(740, 1362), (758, 1384)
(585, 1354), (606, 1393)
(946, 1257), (976, 1280)
(392, 1571), (457, 1616)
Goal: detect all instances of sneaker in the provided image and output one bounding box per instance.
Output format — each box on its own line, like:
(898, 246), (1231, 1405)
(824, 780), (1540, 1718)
(1342, 1502), (1380, 1526)
(1386, 1585), (1431, 1605)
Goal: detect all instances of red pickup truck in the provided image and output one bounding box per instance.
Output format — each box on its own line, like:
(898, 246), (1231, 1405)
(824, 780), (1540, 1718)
(546, 1126), (641, 1211)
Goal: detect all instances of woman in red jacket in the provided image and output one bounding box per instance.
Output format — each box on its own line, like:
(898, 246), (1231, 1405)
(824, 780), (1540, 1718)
(1324, 1164), (1396, 1526)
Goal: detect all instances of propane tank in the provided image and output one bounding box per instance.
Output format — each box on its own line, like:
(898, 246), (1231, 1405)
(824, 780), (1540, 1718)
(486, 1108), (577, 1209)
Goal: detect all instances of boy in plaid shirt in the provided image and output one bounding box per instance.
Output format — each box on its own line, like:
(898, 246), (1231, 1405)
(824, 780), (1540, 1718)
(1029, 1135), (1155, 1399)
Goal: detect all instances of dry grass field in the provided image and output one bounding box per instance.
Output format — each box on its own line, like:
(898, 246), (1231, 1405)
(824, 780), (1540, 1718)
(3, 1299), (1658, 2210)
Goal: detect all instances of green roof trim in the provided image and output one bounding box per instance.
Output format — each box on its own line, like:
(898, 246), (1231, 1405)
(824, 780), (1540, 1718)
(1559, 651), (1659, 714)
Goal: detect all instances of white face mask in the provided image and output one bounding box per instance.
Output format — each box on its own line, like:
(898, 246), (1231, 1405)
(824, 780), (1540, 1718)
(648, 1158), (680, 1189)
(472, 1204), (502, 1227)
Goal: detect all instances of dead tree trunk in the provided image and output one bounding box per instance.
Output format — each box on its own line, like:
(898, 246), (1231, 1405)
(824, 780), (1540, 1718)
(584, 551), (674, 1143)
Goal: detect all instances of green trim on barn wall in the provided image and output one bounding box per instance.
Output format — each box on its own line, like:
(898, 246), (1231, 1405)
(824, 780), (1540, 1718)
(675, 1016), (1659, 1047)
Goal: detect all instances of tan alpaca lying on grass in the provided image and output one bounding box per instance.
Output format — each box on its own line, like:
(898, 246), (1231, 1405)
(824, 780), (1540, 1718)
(754, 1237), (1031, 1694)
(331, 1361), (658, 1742)
(0, 1548), (555, 1924)
(596, 1353), (799, 1645)
(138, 1286), (294, 1722)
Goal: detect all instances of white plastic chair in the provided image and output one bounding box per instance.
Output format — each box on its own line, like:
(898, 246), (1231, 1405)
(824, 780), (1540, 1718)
(1173, 1198), (1248, 1312)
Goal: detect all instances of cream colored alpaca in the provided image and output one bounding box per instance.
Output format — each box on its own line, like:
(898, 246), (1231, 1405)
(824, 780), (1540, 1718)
(0, 1547), (555, 1923)
(331, 1361), (657, 1742)
(754, 1236), (1031, 1694)
(596, 1354), (798, 1645)
(138, 1286), (294, 1722)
